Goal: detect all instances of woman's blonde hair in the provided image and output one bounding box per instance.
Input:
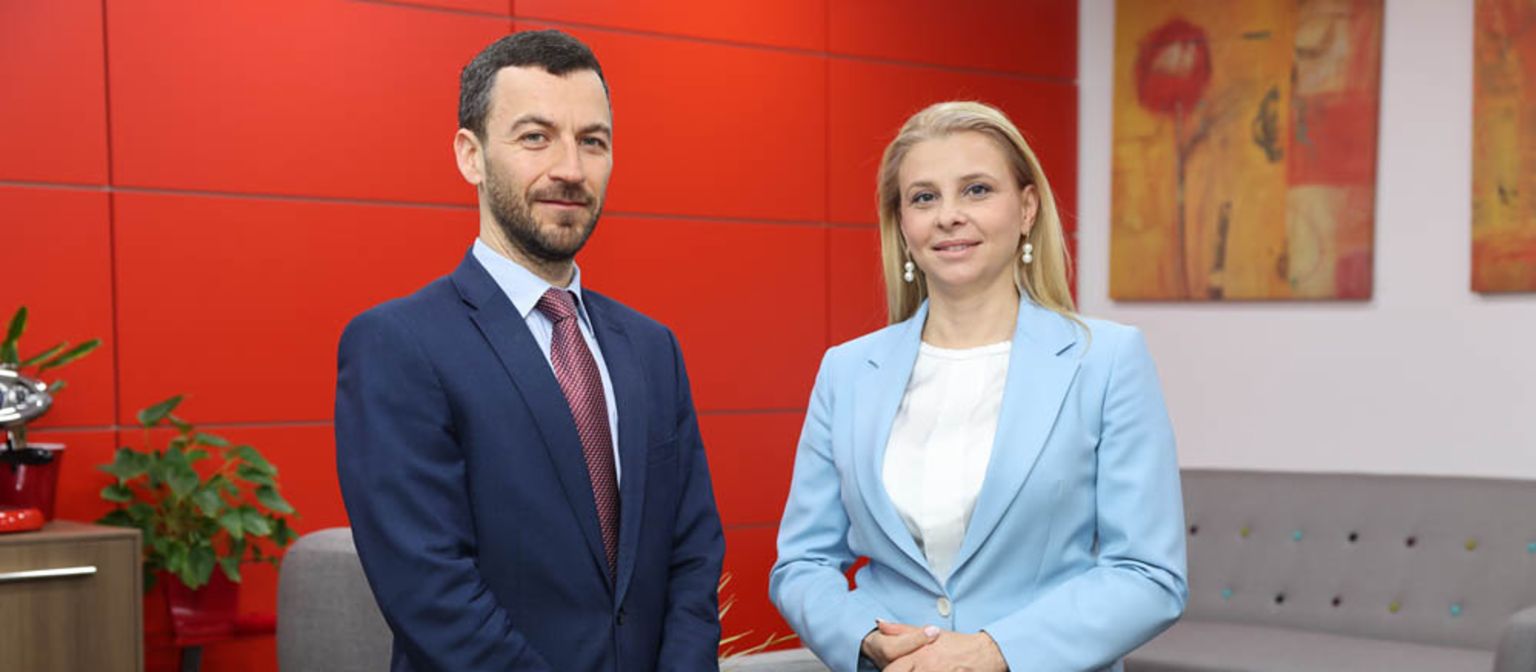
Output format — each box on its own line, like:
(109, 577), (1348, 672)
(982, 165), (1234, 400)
(876, 101), (1076, 324)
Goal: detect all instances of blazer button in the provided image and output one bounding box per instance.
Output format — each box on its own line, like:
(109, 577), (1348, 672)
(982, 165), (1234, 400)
(617, 608), (626, 626)
(936, 597), (952, 617)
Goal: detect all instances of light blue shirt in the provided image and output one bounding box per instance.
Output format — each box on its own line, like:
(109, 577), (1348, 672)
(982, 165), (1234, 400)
(472, 239), (621, 485)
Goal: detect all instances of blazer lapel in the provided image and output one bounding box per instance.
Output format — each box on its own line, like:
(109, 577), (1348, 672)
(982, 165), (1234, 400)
(584, 293), (649, 607)
(949, 298), (1082, 578)
(851, 303), (931, 574)
(450, 252), (612, 588)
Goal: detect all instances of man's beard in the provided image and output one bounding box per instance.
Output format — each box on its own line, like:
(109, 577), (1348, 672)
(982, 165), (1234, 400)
(484, 162), (602, 264)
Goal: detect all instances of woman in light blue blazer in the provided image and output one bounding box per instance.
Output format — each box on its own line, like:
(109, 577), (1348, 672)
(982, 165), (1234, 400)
(770, 102), (1187, 672)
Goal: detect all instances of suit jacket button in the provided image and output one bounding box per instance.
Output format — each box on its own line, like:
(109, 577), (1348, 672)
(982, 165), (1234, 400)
(936, 597), (952, 617)
(617, 608), (626, 626)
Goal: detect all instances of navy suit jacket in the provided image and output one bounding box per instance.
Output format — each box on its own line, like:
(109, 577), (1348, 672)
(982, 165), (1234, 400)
(335, 251), (725, 671)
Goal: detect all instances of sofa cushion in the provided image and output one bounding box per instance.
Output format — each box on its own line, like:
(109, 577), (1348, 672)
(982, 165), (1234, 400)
(1127, 620), (1493, 672)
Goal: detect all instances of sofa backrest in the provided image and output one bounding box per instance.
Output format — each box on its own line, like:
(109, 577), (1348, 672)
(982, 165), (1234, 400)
(276, 527), (393, 672)
(1182, 469), (1536, 650)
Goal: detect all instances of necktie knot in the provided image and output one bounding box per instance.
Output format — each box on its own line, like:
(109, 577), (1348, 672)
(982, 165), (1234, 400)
(536, 288), (579, 323)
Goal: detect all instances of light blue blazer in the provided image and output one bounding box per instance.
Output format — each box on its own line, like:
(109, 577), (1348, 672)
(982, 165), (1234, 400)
(769, 298), (1187, 672)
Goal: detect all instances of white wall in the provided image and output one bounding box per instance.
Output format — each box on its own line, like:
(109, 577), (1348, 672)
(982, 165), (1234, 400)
(1078, 0), (1536, 478)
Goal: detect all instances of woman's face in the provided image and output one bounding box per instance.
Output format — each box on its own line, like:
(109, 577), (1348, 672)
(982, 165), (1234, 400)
(897, 131), (1038, 298)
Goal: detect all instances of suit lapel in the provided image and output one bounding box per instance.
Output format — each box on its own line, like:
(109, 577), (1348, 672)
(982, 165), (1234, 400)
(949, 299), (1082, 578)
(584, 293), (649, 607)
(852, 304), (931, 574)
(451, 252), (612, 588)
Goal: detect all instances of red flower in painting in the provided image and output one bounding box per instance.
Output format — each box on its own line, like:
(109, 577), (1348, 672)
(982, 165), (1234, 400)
(1135, 18), (1212, 114)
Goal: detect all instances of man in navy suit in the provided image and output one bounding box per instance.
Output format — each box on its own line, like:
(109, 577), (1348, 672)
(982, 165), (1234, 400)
(335, 30), (725, 671)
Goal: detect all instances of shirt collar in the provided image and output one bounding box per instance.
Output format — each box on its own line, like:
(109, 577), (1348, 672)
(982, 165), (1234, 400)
(471, 238), (591, 324)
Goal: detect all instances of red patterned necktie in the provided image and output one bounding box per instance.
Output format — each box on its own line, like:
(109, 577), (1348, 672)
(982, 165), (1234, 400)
(536, 288), (620, 577)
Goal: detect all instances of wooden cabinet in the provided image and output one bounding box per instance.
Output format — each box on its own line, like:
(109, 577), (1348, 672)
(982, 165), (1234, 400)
(0, 521), (142, 672)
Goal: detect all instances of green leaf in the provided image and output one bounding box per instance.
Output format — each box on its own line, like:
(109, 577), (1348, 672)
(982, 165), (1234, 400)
(232, 445), (276, 475)
(271, 516), (297, 547)
(191, 489), (224, 517)
(185, 546), (216, 589)
(206, 474), (239, 497)
(128, 502), (155, 520)
(167, 414), (193, 434)
(46, 379), (66, 395)
(147, 458), (166, 489)
(100, 483), (134, 503)
(186, 448), (209, 462)
(218, 509), (245, 540)
(19, 342), (67, 368)
(99, 448), (151, 481)
(218, 556), (242, 583)
(166, 462), (199, 498)
(254, 485), (295, 514)
(3, 306), (26, 349)
(241, 507), (272, 537)
(234, 464), (275, 487)
(97, 509), (137, 528)
(36, 339), (101, 373)
(164, 541), (189, 577)
(193, 432), (230, 448)
(136, 395), (184, 428)
(0, 341), (16, 366)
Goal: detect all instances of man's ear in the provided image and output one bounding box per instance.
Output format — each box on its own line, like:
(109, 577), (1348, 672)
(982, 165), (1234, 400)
(454, 128), (485, 187)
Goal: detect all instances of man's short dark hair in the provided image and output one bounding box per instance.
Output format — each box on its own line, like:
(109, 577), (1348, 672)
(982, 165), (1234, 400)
(458, 30), (608, 139)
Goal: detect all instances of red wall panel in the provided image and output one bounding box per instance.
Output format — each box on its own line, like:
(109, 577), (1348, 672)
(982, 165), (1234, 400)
(0, 0), (109, 184)
(387, 0), (512, 15)
(580, 216), (827, 411)
(113, 192), (475, 424)
(518, 0), (827, 51)
(0, 187), (116, 427)
(701, 413), (802, 527)
(828, 59), (1078, 226)
(829, 227), (886, 345)
(537, 23), (829, 223)
(829, 0), (1077, 79)
(107, 0), (506, 204)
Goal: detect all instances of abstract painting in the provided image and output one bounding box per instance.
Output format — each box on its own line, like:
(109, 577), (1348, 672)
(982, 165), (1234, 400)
(1112, 0), (1383, 300)
(1474, 0), (1536, 293)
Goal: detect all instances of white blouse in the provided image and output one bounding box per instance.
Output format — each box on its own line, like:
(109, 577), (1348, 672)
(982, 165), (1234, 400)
(882, 340), (1011, 581)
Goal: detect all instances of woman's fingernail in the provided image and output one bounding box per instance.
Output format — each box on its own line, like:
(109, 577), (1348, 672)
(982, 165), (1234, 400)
(923, 625), (940, 638)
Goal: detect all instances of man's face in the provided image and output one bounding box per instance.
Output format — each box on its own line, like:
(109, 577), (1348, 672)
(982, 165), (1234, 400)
(477, 66), (613, 264)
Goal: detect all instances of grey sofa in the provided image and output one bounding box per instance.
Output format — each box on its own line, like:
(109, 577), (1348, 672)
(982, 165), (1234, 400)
(277, 470), (1536, 671)
(1127, 469), (1536, 672)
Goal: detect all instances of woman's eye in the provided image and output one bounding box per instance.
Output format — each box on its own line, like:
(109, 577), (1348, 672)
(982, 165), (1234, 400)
(965, 183), (993, 197)
(909, 192), (935, 205)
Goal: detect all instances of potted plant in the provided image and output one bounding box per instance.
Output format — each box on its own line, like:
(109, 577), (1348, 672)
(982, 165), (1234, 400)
(97, 395), (298, 643)
(0, 305), (102, 519)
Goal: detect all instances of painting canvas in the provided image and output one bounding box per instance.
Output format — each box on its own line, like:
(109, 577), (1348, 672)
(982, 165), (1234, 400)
(1112, 0), (1382, 300)
(1474, 0), (1536, 293)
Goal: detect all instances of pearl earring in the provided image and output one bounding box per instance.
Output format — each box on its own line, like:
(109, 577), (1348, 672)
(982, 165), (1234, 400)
(1022, 242), (1035, 265)
(903, 260), (916, 283)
